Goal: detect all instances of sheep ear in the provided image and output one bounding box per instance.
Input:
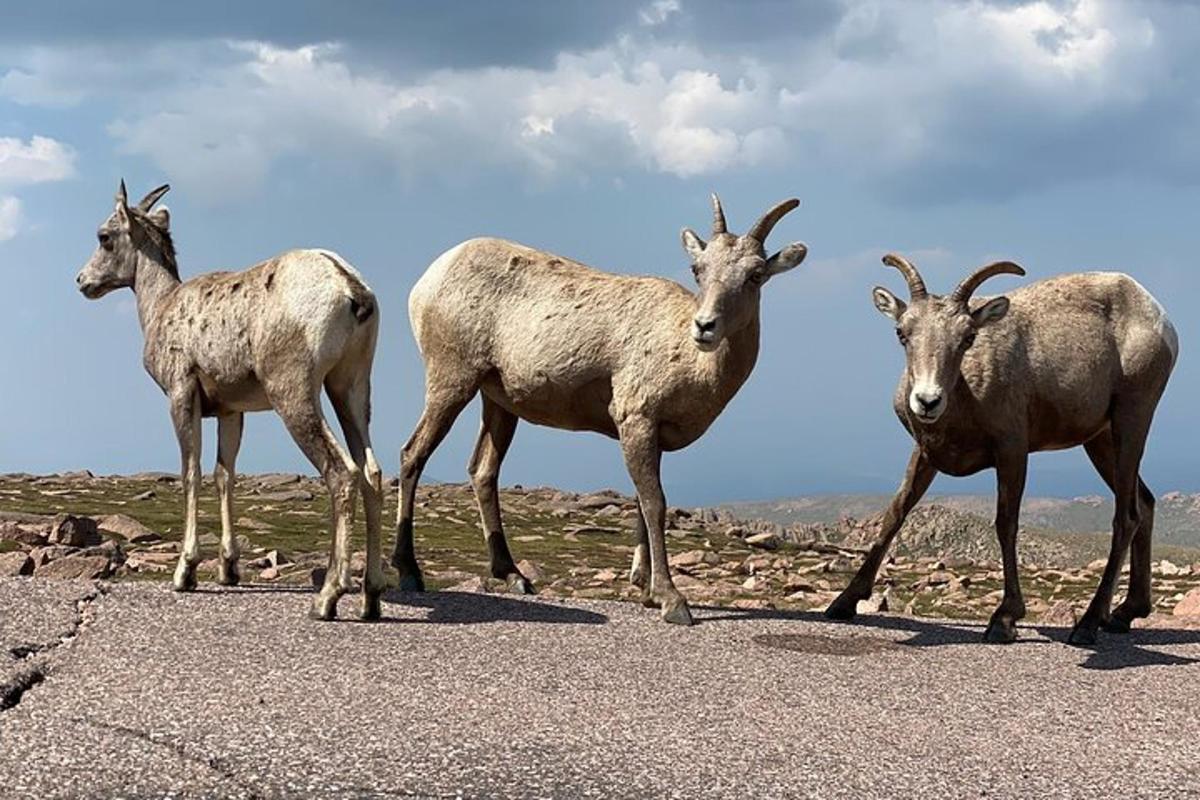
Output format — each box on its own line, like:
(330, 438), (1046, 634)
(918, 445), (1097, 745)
(872, 286), (905, 321)
(971, 296), (1009, 327)
(766, 242), (807, 276)
(148, 206), (170, 230)
(681, 228), (706, 261)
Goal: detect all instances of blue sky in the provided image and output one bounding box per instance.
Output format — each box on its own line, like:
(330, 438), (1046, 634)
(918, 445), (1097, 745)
(2, 0), (1199, 505)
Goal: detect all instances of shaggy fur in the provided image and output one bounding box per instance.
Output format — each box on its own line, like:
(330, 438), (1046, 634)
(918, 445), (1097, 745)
(826, 254), (1178, 644)
(76, 181), (385, 621)
(392, 195), (808, 624)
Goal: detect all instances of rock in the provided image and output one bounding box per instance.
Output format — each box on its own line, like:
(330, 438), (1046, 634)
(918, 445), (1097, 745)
(725, 525), (748, 539)
(96, 514), (161, 544)
(669, 550), (719, 568)
(575, 493), (625, 511)
(0, 520), (50, 546)
(856, 590), (891, 614)
(742, 575), (765, 591)
(1040, 599), (1077, 627)
(131, 490), (156, 502)
(1086, 558), (1109, 573)
(264, 549), (290, 568)
(260, 567), (280, 580)
(516, 559), (545, 582)
(1156, 559), (1183, 577)
(447, 576), (489, 593)
(258, 489), (314, 502)
(1173, 587), (1200, 617)
(36, 554), (111, 579)
(57, 470), (95, 481)
(593, 569), (618, 582)
(29, 545), (80, 567)
(47, 514), (101, 547)
(746, 532), (780, 550)
(258, 473), (303, 488)
(0, 551), (34, 576)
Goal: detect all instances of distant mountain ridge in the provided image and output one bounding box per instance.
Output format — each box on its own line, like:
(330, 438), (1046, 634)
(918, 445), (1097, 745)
(720, 492), (1200, 550)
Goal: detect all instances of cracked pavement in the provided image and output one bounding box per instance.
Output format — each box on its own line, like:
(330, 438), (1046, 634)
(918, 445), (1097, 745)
(2, 578), (1200, 799)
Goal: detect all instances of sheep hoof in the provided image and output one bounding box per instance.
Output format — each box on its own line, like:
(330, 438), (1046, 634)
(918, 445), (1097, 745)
(396, 573), (426, 593)
(1067, 622), (1098, 647)
(172, 563), (197, 593)
(662, 600), (694, 626)
(360, 592), (382, 622)
(508, 575), (536, 595)
(983, 620), (1018, 644)
(824, 594), (859, 621)
(217, 561), (240, 587)
(309, 595), (339, 621)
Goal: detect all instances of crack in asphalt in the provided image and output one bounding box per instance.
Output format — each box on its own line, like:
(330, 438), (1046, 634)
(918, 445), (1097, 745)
(77, 718), (266, 800)
(1, 581), (108, 713)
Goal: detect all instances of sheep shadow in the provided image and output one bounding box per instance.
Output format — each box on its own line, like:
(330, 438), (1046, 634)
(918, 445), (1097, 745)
(380, 588), (609, 626)
(695, 605), (1200, 670)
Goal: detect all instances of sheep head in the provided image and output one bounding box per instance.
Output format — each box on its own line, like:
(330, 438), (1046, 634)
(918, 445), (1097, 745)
(872, 254), (1025, 423)
(681, 194), (807, 351)
(76, 180), (174, 298)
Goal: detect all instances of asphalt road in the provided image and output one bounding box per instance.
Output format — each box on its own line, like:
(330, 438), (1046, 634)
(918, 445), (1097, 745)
(2, 578), (1200, 799)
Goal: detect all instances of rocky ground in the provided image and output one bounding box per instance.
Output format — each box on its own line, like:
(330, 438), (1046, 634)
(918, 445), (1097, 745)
(4, 471), (1200, 626)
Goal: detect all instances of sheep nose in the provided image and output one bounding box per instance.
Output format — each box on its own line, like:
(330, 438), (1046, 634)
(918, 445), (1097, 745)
(915, 390), (943, 414)
(694, 317), (717, 334)
(75, 272), (84, 285)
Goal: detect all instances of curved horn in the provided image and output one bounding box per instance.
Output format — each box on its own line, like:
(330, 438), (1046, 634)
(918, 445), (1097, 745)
(881, 253), (928, 300)
(951, 260), (1026, 304)
(710, 193), (727, 236)
(137, 183), (171, 212)
(745, 197), (800, 243)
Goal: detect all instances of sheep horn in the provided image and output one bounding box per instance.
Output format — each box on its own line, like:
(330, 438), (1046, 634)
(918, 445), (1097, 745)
(881, 253), (928, 300)
(137, 183), (171, 212)
(951, 261), (1026, 304)
(710, 193), (727, 236)
(745, 198), (800, 243)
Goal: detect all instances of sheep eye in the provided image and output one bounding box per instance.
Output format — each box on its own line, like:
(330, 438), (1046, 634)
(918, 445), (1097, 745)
(748, 270), (766, 286)
(691, 263), (702, 279)
(964, 331), (977, 348)
(98, 231), (113, 250)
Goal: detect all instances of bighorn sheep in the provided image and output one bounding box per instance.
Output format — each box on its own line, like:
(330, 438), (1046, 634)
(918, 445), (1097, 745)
(392, 195), (808, 624)
(826, 254), (1177, 644)
(76, 181), (384, 621)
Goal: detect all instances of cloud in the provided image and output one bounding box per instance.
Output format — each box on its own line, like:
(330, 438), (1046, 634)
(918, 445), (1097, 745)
(0, 136), (76, 187)
(4, 0), (1199, 202)
(0, 136), (75, 241)
(0, 196), (20, 241)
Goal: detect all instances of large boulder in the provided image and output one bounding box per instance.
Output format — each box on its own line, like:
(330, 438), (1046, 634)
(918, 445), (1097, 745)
(47, 514), (101, 547)
(96, 514), (161, 544)
(1173, 587), (1200, 618)
(0, 519), (50, 547)
(36, 554), (111, 579)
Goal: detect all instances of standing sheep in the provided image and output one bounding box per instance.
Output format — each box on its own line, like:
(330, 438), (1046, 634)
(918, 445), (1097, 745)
(76, 181), (385, 621)
(826, 254), (1177, 644)
(392, 195), (808, 624)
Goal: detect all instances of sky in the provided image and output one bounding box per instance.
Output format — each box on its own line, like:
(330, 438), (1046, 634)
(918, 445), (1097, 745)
(2, 0), (1199, 506)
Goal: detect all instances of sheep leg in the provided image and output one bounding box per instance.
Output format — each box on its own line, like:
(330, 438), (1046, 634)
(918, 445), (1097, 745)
(269, 385), (361, 621)
(1071, 410), (1152, 646)
(629, 500), (650, 589)
(170, 384), (203, 592)
(468, 397), (532, 594)
(214, 412), (244, 587)
(620, 416), (691, 625)
(391, 388), (474, 591)
(983, 450), (1028, 643)
(826, 447), (935, 620)
(1107, 479), (1155, 632)
(328, 377), (386, 621)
